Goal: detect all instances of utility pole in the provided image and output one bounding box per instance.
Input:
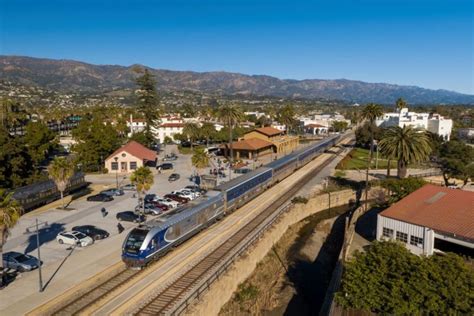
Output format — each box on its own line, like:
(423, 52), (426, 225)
(114, 157), (119, 189)
(35, 219), (44, 292)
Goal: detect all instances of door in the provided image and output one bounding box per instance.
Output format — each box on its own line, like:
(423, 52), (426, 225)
(121, 161), (127, 172)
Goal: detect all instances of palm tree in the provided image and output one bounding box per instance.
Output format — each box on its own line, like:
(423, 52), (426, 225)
(395, 97), (407, 112)
(192, 148), (210, 174)
(277, 104), (297, 134)
(360, 103), (384, 210)
(217, 104), (244, 179)
(378, 126), (432, 178)
(0, 189), (22, 286)
(200, 122), (216, 147)
(182, 122), (201, 150)
(130, 166), (154, 214)
(48, 157), (75, 210)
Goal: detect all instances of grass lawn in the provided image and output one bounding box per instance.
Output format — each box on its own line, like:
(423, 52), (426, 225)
(178, 145), (205, 155)
(337, 147), (431, 170)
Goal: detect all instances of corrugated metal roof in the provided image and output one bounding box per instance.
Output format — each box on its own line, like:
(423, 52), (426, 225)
(380, 184), (474, 241)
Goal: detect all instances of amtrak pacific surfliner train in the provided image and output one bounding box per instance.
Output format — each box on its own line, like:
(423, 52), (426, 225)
(122, 134), (342, 267)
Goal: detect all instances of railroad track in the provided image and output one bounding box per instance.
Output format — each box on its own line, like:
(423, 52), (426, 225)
(134, 142), (350, 315)
(46, 137), (351, 316)
(51, 268), (140, 316)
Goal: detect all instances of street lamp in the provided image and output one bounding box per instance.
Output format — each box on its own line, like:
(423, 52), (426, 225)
(114, 157), (119, 189)
(25, 219), (48, 292)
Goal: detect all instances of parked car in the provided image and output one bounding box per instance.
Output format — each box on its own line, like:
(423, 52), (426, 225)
(144, 194), (157, 203)
(71, 225), (110, 240)
(116, 211), (146, 223)
(2, 252), (42, 272)
(185, 185), (206, 194)
(56, 231), (94, 247)
(168, 173), (180, 181)
(135, 203), (164, 215)
(121, 184), (136, 191)
(171, 190), (195, 201)
(157, 163), (174, 170)
(162, 154), (178, 161)
(155, 197), (179, 208)
(87, 193), (113, 202)
(148, 201), (170, 211)
(100, 188), (125, 196)
(180, 188), (201, 198)
(164, 194), (189, 204)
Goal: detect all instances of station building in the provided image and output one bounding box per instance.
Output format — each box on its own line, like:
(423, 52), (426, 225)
(244, 127), (299, 155)
(376, 184), (474, 256)
(105, 141), (157, 173)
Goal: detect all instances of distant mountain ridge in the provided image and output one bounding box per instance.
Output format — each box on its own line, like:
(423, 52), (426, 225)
(1, 55), (473, 105)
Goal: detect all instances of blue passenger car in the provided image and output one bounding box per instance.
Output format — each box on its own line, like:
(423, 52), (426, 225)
(266, 154), (298, 182)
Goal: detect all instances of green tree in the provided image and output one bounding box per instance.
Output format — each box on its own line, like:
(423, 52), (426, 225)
(0, 127), (32, 189)
(438, 140), (474, 186)
(335, 241), (473, 315)
(331, 120), (349, 132)
(380, 177), (427, 204)
(135, 68), (160, 146)
(355, 122), (382, 148)
(24, 121), (57, 170)
(72, 117), (122, 171)
(130, 167), (154, 213)
(180, 104), (197, 118)
(276, 104), (297, 134)
(360, 103), (384, 208)
(47, 157), (75, 210)
(129, 131), (150, 147)
(182, 122), (201, 150)
(0, 189), (23, 286)
(378, 126), (432, 178)
(395, 97), (407, 111)
(217, 104), (244, 178)
(191, 148), (210, 175)
(199, 122), (216, 147)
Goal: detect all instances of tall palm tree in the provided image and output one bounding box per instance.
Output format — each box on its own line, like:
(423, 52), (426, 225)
(217, 104), (244, 179)
(395, 97), (407, 112)
(130, 166), (154, 214)
(182, 122), (201, 150)
(360, 103), (384, 210)
(0, 189), (22, 286)
(48, 157), (75, 210)
(192, 148), (210, 175)
(277, 104), (297, 134)
(378, 126), (432, 178)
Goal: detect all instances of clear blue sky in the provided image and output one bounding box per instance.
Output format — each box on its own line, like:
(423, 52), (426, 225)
(1, 0), (473, 94)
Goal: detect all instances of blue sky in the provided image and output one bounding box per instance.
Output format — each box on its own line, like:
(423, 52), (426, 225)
(1, 0), (473, 94)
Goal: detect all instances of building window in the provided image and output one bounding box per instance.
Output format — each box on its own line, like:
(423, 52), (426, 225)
(410, 236), (424, 247)
(396, 231), (408, 243)
(130, 161), (137, 170)
(382, 227), (394, 239)
(111, 162), (118, 171)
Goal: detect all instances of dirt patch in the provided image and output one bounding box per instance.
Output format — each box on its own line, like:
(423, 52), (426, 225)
(219, 205), (350, 316)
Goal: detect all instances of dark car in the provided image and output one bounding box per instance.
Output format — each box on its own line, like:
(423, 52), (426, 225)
(71, 225), (110, 240)
(164, 194), (188, 204)
(162, 154), (178, 161)
(100, 188), (124, 196)
(168, 173), (180, 181)
(148, 201), (170, 211)
(157, 163), (174, 170)
(144, 194), (157, 203)
(2, 252), (42, 272)
(87, 193), (114, 202)
(116, 211), (146, 223)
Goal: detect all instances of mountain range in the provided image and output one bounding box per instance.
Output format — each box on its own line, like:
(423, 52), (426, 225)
(1, 55), (473, 105)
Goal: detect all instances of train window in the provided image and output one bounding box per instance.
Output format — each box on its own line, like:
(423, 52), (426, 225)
(151, 239), (157, 249)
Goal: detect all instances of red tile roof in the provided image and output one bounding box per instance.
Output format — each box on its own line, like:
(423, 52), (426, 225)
(107, 141), (157, 162)
(221, 138), (274, 151)
(306, 123), (327, 128)
(380, 184), (474, 241)
(254, 126), (284, 137)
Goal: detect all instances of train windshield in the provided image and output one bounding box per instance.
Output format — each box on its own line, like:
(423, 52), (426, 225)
(124, 228), (149, 253)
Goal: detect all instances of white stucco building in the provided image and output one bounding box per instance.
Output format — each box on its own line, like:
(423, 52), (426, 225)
(375, 108), (453, 140)
(377, 184), (473, 256)
(126, 115), (147, 137)
(298, 113), (351, 131)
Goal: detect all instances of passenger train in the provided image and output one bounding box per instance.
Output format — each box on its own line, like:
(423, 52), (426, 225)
(122, 134), (344, 267)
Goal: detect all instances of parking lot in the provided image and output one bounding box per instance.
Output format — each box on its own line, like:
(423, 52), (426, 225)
(0, 147), (232, 313)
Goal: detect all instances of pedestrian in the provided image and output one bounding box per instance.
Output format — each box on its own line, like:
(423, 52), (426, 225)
(117, 223), (124, 234)
(101, 207), (107, 217)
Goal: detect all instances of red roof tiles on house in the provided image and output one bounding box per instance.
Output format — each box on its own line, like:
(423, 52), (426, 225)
(306, 124), (327, 128)
(221, 138), (274, 151)
(107, 141), (157, 162)
(160, 123), (185, 128)
(254, 126), (284, 137)
(380, 184), (474, 241)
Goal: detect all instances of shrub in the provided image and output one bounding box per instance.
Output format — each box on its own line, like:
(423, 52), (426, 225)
(291, 196), (308, 204)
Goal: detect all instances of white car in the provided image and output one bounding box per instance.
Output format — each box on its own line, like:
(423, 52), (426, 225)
(181, 189), (201, 198)
(56, 231), (94, 247)
(172, 190), (195, 201)
(155, 198), (179, 208)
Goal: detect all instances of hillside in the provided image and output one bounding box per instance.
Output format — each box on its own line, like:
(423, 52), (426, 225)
(1, 55), (473, 104)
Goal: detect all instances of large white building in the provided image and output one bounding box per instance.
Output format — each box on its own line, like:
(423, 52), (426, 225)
(375, 108), (453, 140)
(377, 184), (473, 256)
(299, 113), (350, 130)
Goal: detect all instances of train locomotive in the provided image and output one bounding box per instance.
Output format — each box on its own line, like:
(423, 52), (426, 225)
(122, 134), (342, 268)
